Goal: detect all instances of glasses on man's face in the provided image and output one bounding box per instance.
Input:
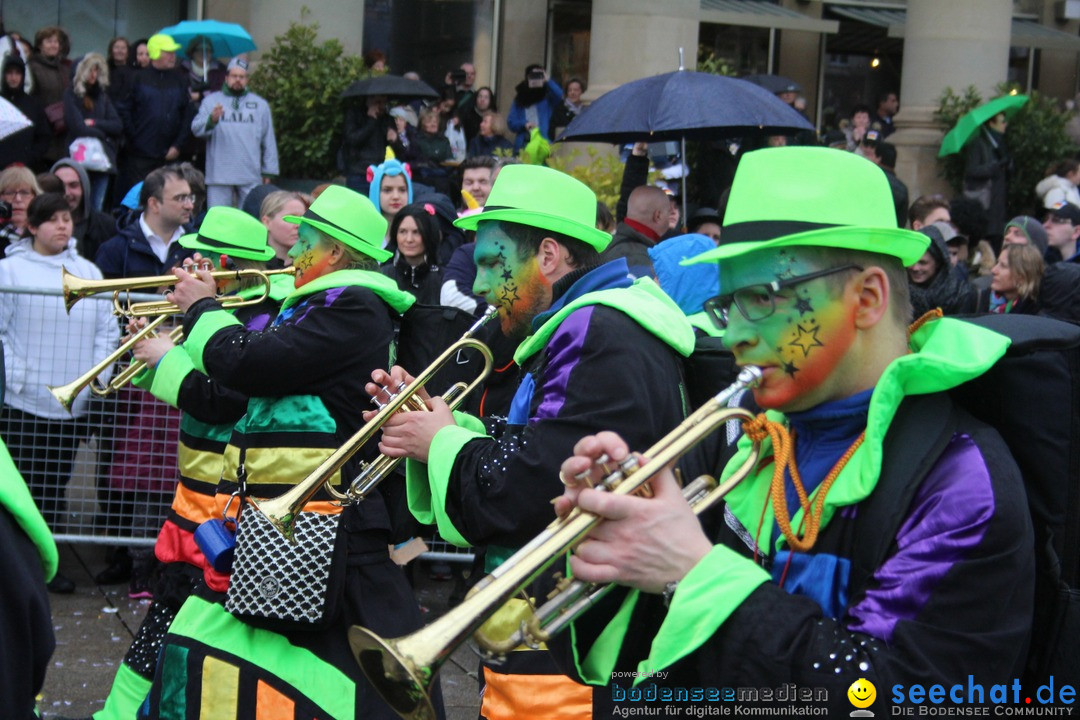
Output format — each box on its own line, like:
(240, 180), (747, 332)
(1047, 216), (1074, 226)
(169, 194), (197, 205)
(0, 189), (33, 200)
(704, 264), (864, 330)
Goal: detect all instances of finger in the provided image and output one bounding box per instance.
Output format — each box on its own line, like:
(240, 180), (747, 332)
(575, 488), (636, 522)
(593, 431), (631, 463)
(568, 554), (620, 586)
(552, 495), (574, 520)
(647, 464), (683, 499)
(377, 441), (408, 458)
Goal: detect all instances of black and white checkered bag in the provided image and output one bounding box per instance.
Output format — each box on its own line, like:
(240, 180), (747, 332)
(224, 509), (344, 631)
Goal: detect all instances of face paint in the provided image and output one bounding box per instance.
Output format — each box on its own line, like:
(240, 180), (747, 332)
(472, 223), (551, 337)
(721, 250), (859, 412)
(289, 224), (335, 288)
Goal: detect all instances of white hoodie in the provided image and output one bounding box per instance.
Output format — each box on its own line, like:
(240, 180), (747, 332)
(0, 238), (118, 419)
(1035, 174), (1080, 210)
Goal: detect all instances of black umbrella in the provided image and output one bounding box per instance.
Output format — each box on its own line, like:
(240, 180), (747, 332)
(740, 74), (802, 96)
(341, 74), (439, 100)
(556, 69), (814, 222)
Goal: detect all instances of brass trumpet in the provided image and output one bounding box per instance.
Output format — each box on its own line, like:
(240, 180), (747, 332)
(47, 314), (184, 412)
(61, 265), (295, 316)
(249, 307), (500, 540)
(348, 366), (763, 720)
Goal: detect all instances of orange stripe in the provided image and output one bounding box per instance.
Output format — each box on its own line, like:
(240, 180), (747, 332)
(171, 483), (219, 525)
(481, 666), (592, 720)
(256, 680), (295, 720)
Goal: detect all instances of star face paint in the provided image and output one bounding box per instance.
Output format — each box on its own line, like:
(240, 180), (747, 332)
(472, 223), (551, 337)
(721, 250), (859, 412)
(289, 224), (335, 288)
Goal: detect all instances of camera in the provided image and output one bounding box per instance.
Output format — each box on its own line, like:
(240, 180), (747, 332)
(449, 69), (467, 84)
(0, 200), (11, 222)
(527, 69), (545, 81)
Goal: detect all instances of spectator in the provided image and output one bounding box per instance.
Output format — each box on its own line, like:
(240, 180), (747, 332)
(596, 201), (616, 235)
(131, 38), (149, 68)
(0, 32), (32, 94)
(1043, 201), (1080, 264)
(342, 93), (393, 193)
(105, 37), (131, 106)
(987, 242), (1043, 314)
(114, 34), (192, 203)
(179, 36), (225, 101)
(239, 181), (280, 219)
(0, 54), (49, 171)
(94, 164), (195, 278)
(908, 193), (950, 230)
(1035, 159), (1080, 211)
(415, 191), (465, 266)
(0, 192), (118, 593)
(412, 106), (453, 193)
(461, 85), (496, 143)
(860, 133), (908, 228)
(963, 111), (1012, 238)
(687, 207), (722, 244)
(458, 155), (496, 209)
(600, 184), (669, 279)
(549, 76), (585, 139)
(27, 26), (71, 165)
(367, 157), (412, 230)
(177, 161), (208, 224)
(387, 105), (419, 162)
(0, 167), (40, 251)
(382, 201), (442, 304)
(49, 159), (115, 260)
(259, 189), (309, 267)
(870, 90), (899, 137)
(843, 104), (872, 151)
(466, 111), (513, 159)
(507, 64), (562, 153)
(440, 240), (485, 315)
(62, 53), (122, 212)
(191, 57), (278, 209)
(908, 221), (978, 317)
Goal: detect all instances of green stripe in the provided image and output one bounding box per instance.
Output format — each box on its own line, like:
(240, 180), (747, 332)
(184, 309), (243, 374)
(0, 437), (56, 580)
(167, 596), (355, 719)
(92, 662), (152, 720)
(159, 644), (189, 718)
(146, 346), (196, 408)
(241, 395), (336, 435)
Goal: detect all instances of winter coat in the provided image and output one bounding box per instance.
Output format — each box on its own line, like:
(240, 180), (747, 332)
(94, 213), (195, 279)
(601, 221), (658, 280)
(964, 126), (1011, 236)
(507, 79), (563, 152)
(466, 132), (513, 159)
(341, 105), (393, 176)
(0, 56), (49, 171)
(191, 87), (279, 185)
(1034, 174), (1080, 210)
(0, 238), (118, 419)
(560, 318), (1033, 718)
(62, 84), (123, 173)
(27, 52), (70, 163)
(381, 254), (442, 305)
(910, 230), (978, 317)
(413, 130), (452, 166)
(48, 159), (115, 260)
(115, 64), (193, 160)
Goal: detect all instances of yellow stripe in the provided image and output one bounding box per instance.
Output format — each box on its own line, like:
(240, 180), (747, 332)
(179, 443), (226, 486)
(200, 656), (239, 716)
(221, 444), (342, 489)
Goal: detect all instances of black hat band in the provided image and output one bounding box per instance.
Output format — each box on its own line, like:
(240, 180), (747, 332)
(303, 208), (366, 245)
(720, 220), (840, 245)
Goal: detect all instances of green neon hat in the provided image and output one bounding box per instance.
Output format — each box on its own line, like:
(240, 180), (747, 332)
(683, 147), (929, 267)
(453, 164), (612, 251)
(283, 185), (391, 263)
(179, 206), (274, 261)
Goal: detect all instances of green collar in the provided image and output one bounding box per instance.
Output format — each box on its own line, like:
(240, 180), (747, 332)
(280, 269), (416, 314)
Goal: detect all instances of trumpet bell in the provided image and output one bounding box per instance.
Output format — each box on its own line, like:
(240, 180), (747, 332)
(349, 626), (437, 720)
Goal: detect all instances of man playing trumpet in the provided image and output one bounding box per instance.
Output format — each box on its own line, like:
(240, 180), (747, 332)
(555, 148), (1035, 716)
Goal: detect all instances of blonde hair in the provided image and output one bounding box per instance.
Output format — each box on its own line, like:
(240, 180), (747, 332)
(260, 190), (310, 221)
(482, 110), (508, 137)
(1001, 244), (1044, 301)
(418, 106), (440, 130)
(0, 166), (42, 195)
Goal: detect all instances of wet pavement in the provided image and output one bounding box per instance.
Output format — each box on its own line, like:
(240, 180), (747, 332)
(39, 542), (482, 719)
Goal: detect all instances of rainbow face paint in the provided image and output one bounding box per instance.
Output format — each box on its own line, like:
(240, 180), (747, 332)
(289, 224), (335, 288)
(472, 224), (551, 337)
(721, 250), (858, 411)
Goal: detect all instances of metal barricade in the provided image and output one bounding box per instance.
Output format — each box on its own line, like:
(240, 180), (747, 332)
(0, 284), (475, 562)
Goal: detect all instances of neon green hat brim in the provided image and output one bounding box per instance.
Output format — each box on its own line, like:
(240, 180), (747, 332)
(283, 215), (393, 264)
(682, 225), (930, 267)
(454, 207), (613, 252)
(179, 232), (276, 262)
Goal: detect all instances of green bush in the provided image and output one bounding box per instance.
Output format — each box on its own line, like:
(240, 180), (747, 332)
(936, 84), (1077, 217)
(251, 10), (370, 179)
(546, 147), (657, 210)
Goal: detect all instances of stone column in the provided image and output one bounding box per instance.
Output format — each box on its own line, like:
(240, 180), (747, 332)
(891, 0), (1012, 204)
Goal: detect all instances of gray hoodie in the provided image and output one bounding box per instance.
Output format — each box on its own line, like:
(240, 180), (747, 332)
(48, 158), (115, 260)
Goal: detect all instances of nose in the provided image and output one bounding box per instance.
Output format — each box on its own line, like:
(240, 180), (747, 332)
(721, 312), (758, 353)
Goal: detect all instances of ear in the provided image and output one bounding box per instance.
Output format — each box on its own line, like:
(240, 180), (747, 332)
(536, 236), (564, 277)
(852, 266), (889, 330)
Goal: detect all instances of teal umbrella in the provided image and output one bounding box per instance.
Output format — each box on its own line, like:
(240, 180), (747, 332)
(939, 94), (1028, 157)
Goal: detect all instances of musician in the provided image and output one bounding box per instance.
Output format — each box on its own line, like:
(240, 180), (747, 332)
(138, 186), (428, 719)
(371, 164), (696, 718)
(554, 148), (1034, 715)
(90, 206), (290, 720)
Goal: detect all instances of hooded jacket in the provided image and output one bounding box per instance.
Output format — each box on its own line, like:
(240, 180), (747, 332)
(94, 211), (195, 279)
(0, 55), (49, 171)
(49, 159), (115, 260)
(0, 237), (118, 419)
(1034, 174), (1080, 210)
(910, 226), (978, 318)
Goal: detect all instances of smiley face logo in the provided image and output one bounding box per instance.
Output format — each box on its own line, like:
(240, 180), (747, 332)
(848, 677), (876, 709)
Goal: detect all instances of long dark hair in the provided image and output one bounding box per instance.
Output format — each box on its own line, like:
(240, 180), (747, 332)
(387, 202), (442, 265)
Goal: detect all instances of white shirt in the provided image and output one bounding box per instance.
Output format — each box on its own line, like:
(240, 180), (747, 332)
(139, 214), (184, 263)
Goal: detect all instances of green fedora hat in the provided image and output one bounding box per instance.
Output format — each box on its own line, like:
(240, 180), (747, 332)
(180, 206), (274, 262)
(684, 147), (929, 268)
(454, 164), (612, 251)
(283, 185), (391, 263)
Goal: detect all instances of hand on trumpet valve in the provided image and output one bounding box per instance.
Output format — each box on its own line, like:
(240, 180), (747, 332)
(363, 366), (451, 463)
(131, 334), (175, 366)
(556, 431), (713, 594)
(166, 258), (216, 313)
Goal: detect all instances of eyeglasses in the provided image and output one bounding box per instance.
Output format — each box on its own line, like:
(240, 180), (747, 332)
(0, 189), (33, 200)
(168, 194), (197, 205)
(704, 264), (864, 329)
(1046, 216), (1074, 226)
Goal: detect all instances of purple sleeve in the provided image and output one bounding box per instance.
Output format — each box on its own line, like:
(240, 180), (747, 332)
(846, 433), (994, 642)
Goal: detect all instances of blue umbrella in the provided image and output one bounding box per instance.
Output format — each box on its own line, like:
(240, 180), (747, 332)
(158, 19), (256, 61)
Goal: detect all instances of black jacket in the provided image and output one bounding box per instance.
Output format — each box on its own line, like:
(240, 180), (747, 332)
(115, 64), (193, 160)
(0, 56), (50, 172)
(341, 105), (392, 176)
(94, 213), (195, 279)
(600, 221), (657, 279)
